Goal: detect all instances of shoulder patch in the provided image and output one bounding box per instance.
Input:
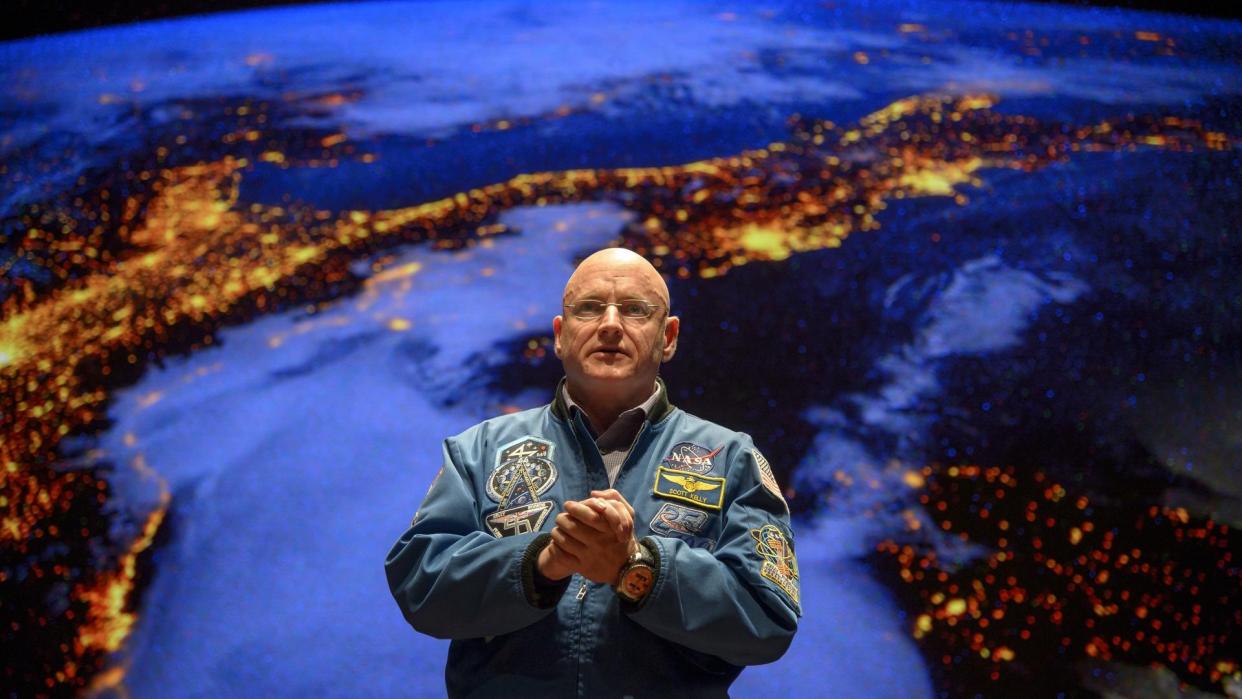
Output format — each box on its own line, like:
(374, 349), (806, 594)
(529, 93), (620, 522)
(411, 465), (446, 525)
(753, 449), (788, 511)
(751, 524), (800, 608)
(661, 442), (724, 474)
(653, 466), (726, 510)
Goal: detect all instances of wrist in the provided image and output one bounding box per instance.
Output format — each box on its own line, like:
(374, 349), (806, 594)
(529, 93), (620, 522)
(522, 533), (570, 609)
(537, 541), (571, 582)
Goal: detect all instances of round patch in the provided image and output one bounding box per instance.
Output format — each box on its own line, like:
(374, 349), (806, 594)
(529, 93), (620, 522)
(660, 442), (723, 475)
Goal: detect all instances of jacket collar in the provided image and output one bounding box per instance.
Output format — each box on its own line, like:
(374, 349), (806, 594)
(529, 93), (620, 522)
(551, 376), (674, 424)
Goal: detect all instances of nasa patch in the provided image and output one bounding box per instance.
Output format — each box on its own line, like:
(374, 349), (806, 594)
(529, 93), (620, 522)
(660, 442), (723, 475)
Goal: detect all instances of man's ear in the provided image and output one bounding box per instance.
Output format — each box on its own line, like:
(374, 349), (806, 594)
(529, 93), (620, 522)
(661, 315), (680, 362)
(553, 315), (564, 358)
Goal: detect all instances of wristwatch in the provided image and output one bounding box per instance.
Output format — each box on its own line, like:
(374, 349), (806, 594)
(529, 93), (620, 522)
(614, 540), (657, 603)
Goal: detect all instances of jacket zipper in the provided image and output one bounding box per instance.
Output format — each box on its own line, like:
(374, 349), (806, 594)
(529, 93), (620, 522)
(573, 577), (589, 697)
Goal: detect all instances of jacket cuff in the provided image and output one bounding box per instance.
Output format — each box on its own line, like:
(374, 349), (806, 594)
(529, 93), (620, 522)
(521, 533), (570, 609)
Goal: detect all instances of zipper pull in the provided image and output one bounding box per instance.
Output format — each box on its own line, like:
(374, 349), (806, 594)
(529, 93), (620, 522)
(576, 581), (588, 602)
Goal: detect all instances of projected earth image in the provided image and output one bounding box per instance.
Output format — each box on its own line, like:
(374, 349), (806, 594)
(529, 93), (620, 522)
(2, 1), (1240, 696)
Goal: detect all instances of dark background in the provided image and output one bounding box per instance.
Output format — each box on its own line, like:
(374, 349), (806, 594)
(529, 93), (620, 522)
(5, 0), (1240, 42)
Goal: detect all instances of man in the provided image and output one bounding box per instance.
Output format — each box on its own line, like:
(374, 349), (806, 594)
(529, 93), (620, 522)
(385, 248), (800, 697)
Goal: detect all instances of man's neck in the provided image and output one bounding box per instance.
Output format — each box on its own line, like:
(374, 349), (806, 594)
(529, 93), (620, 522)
(564, 380), (658, 435)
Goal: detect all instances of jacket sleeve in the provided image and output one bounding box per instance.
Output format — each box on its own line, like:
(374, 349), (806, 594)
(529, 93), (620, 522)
(626, 442), (801, 666)
(384, 436), (560, 639)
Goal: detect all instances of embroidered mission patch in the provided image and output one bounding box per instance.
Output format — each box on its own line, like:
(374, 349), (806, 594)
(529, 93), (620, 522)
(751, 524), (800, 607)
(753, 449), (788, 511)
(485, 501), (554, 538)
(648, 502), (716, 551)
(653, 466), (726, 510)
(660, 442), (723, 475)
(485, 436), (558, 538)
(487, 436), (557, 504)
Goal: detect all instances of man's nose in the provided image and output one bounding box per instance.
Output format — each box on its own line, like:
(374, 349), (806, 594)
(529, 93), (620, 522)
(597, 304), (624, 336)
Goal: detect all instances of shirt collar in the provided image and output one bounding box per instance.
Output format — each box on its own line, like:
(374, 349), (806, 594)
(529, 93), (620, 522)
(563, 382), (662, 451)
(561, 381), (662, 422)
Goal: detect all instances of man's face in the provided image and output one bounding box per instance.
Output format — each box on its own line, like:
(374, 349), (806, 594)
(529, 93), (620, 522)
(553, 256), (678, 400)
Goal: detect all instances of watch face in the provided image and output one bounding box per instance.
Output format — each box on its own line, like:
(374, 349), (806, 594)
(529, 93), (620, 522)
(621, 565), (654, 600)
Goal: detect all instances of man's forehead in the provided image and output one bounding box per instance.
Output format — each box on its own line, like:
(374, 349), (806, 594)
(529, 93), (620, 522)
(562, 251), (669, 303)
(570, 271), (655, 292)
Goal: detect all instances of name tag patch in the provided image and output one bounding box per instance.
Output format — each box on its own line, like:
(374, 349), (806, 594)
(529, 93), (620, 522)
(653, 466), (726, 510)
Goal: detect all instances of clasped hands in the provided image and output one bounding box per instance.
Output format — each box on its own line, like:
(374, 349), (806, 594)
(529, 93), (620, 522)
(537, 489), (638, 585)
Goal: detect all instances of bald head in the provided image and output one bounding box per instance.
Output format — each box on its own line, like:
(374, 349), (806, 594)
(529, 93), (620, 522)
(563, 248), (670, 309)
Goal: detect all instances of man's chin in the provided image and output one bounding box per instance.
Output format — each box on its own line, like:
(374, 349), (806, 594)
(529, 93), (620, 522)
(580, 366), (633, 382)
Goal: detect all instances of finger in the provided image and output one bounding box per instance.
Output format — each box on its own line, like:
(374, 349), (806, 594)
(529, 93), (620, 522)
(564, 501), (612, 533)
(555, 512), (592, 540)
(582, 497), (611, 513)
(558, 515), (606, 547)
(596, 503), (632, 542)
(551, 527), (590, 558)
(563, 501), (603, 520)
(546, 539), (581, 565)
(590, 489), (635, 518)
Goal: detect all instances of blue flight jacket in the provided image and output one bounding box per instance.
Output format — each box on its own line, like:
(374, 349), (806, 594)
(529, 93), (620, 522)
(385, 379), (801, 697)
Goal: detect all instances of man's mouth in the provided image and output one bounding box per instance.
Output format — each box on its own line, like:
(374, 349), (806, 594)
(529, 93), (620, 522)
(592, 348), (626, 358)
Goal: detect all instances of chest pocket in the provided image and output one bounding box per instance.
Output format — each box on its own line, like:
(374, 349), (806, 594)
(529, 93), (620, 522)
(645, 501), (719, 552)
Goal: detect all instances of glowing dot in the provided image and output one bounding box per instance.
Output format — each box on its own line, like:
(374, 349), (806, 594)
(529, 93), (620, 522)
(914, 614), (932, 638)
(738, 225), (791, 261)
(387, 318), (411, 331)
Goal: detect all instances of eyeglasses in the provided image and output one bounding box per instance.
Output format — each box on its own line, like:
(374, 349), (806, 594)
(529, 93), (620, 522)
(563, 299), (664, 320)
